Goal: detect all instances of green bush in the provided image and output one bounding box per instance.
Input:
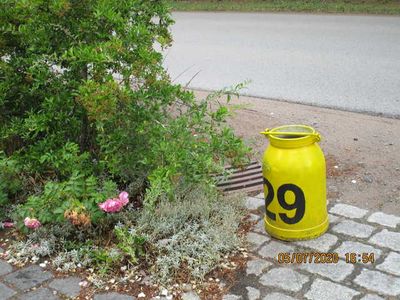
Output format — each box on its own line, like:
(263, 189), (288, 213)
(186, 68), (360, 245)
(0, 153), (23, 220)
(0, 0), (250, 284)
(13, 171), (118, 228)
(115, 226), (146, 265)
(0, 0), (249, 225)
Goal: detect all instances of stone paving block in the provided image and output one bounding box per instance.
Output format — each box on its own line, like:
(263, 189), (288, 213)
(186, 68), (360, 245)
(354, 269), (400, 296)
(245, 197), (265, 210)
(304, 278), (360, 300)
(0, 260), (13, 276)
(18, 287), (60, 300)
(181, 291), (200, 300)
(4, 264), (53, 291)
(48, 276), (81, 298)
(222, 295), (242, 300)
(369, 229), (400, 251)
(328, 214), (340, 224)
(94, 292), (136, 300)
(329, 203), (368, 219)
(367, 212), (400, 228)
(334, 241), (382, 260)
(294, 233), (338, 252)
(262, 292), (296, 300)
(255, 193), (264, 199)
(332, 220), (375, 238)
(299, 259), (354, 282)
(248, 213), (261, 222)
(246, 287), (260, 300)
(247, 232), (270, 250)
(360, 295), (385, 300)
(259, 267), (309, 292)
(253, 219), (266, 233)
(258, 241), (294, 260)
(0, 282), (17, 299)
(246, 259), (272, 276)
(377, 251), (400, 276)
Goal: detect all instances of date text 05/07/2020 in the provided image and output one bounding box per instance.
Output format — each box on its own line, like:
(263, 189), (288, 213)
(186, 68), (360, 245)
(277, 252), (375, 264)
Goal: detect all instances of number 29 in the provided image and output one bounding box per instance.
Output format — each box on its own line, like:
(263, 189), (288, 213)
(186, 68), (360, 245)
(263, 177), (306, 225)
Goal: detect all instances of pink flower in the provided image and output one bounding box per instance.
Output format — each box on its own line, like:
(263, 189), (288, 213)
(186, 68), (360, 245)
(98, 198), (124, 213)
(98, 191), (129, 213)
(24, 217), (41, 229)
(3, 222), (14, 228)
(118, 191), (129, 206)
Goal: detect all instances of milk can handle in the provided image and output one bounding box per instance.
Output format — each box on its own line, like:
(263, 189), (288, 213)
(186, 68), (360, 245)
(260, 129), (321, 142)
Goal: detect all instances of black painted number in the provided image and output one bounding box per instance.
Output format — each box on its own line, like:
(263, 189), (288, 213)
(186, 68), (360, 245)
(263, 177), (276, 221)
(277, 184), (306, 224)
(263, 178), (306, 224)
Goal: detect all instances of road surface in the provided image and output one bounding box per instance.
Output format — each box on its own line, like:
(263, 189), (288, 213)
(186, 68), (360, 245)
(164, 12), (400, 117)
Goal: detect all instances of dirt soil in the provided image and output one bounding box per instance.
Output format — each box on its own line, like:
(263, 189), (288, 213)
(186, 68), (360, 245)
(194, 90), (400, 215)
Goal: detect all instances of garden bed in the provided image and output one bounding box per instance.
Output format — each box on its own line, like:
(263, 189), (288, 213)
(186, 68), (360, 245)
(0, 1), (253, 298)
(1, 209), (256, 299)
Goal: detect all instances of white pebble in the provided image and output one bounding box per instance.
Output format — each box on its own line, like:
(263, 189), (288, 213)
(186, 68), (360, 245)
(79, 281), (88, 287)
(138, 292), (146, 298)
(351, 180), (357, 183)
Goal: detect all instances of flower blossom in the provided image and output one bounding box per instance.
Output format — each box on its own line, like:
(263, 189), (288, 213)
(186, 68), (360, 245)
(98, 191), (129, 213)
(98, 198), (124, 213)
(24, 217), (41, 229)
(118, 191), (129, 206)
(3, 222), (14, 228)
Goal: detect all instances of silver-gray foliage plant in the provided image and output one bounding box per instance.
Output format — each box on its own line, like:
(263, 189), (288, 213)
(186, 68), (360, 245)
(136, 184), (246, 283)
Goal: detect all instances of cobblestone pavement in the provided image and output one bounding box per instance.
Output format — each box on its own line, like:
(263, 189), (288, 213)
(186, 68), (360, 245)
(1, 195), (400, 299)
(223, 195), (400, 300)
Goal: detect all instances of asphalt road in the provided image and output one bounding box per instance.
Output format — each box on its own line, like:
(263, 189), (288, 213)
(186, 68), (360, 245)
(163, 12), (400, 117)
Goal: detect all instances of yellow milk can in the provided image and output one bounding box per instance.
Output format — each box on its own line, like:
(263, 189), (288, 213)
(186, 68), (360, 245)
(260, 125), (328, 241)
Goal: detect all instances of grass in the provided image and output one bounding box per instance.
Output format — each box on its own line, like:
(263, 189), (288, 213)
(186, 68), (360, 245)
(167, 1), (400, 15)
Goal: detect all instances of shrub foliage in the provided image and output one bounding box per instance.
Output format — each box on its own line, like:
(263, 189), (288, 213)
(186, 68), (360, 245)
(0, 0), (250, 282)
